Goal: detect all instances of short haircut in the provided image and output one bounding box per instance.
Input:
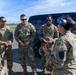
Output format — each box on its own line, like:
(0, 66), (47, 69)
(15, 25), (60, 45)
(0, 16), (5, 20)
(20, 14), (26, 18)
(46, 15), (52, 18)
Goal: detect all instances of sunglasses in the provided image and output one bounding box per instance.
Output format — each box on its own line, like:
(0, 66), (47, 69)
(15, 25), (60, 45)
(1, 20), (6, 22)
(21, 19), (27, 21)
(46, 20), (51, 22)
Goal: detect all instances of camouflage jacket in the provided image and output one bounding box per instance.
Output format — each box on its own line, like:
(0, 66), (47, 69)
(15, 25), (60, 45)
(0, 25), (13, 53)
(14, 22), (36, 45)
(39, 23), (59, 42)
(45, 31), (76, 69)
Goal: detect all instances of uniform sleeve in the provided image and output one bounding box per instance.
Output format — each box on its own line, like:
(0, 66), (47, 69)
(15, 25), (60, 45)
(39, 26), (44, 41)
(28, 24), (36, 43)
(0, 40), (5, 45)
(4, 26), (13, 43)
(8, 27), (13, 42)
(53, 26), (59, 42)
(45, 38), (67, 68)
(14, 25), (21, 43)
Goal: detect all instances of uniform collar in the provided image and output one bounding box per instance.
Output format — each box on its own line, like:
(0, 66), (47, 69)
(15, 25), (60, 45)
(46, 23), (52, 27)
(0, 25), (6, 28)
(61, 30), (71, 36)
(21, 22), (28, 26)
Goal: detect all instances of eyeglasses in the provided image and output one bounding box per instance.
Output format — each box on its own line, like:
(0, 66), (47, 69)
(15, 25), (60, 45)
(21, 19), (27, 21)
(1, 20), (6, 22)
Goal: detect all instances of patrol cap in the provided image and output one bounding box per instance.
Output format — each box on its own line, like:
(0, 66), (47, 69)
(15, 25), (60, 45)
(57, 17), (67, 26)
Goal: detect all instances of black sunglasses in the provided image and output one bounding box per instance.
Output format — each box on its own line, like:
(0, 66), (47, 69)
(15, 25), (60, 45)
(21, 19), (27, 21)
(1, 20), (6, 22)
(46, 20), (51, 22)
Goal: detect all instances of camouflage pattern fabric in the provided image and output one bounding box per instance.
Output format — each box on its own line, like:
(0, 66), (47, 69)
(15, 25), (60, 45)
(39, 23), (59, 68)
(0, 52), (5, 65)
(45, 31), (76, 75)
(0, 66), (8, 75)
(14, 22), (37, 72)
(18, 45), (36, 72)
(5, 48), (13, 69)
(0, 25), (13, 70)
(14, 22), (36, 44)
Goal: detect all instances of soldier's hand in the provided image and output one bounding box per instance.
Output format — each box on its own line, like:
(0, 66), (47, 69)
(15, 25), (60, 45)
(4, 42), (8, 46)
(24, 42), (29, 46)
(43, 39), (47, 44)
(42, 45), (47, 53)
(7, 41), (12, 45)
(19, 41), (25, 46)
(47, 38), (54, 44)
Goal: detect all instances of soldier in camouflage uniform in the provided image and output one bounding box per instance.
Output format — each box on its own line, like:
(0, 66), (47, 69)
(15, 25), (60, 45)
(39, 15), (59, 74)
(0, 16), (14, 75)
(0, 17), (5, 72)
(43, 15), (76, 75)
(14, 14), (37, 75)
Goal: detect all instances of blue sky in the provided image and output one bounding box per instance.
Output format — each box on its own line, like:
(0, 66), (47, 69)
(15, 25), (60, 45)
(0, 0), (76, 23)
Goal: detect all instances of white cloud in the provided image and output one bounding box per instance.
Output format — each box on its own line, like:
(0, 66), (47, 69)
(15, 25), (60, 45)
(0, 0), (76, 23)
(23, 0), (76, 19)
(24, 0), (65, 15)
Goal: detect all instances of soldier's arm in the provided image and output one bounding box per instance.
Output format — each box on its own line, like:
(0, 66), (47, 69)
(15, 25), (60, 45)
(0, 40), (5, 45)
(53, 26), (59, 42)
(7, 27), (13, 43)
(45, 39), (67, 68)
(39, 26), (45, 41)
(28, 25), (36, 44)
(14, 25), (21, 43)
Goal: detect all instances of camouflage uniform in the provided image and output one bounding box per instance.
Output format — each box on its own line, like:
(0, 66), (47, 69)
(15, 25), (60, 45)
(45, 31), (76, 75)
(39, 24), (59, 69)
(14, 22), (37, 72)
(0, 25), (13, 70)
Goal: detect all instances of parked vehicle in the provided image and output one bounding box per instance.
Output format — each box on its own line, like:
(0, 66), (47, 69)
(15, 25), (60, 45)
(28, 12), (76, 57)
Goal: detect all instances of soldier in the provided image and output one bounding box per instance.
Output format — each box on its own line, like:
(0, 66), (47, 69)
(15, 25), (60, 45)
(43, 15), (76, 75)
(14, 14), (37, 75)
(0, 16), (14, 75)
(0, 17), (5, 73)
(39, 15), (59, 75)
